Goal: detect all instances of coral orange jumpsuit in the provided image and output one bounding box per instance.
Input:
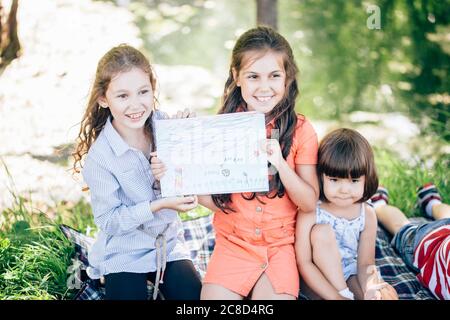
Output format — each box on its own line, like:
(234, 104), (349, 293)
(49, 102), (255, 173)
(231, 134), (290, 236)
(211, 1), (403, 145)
(203, 115), (318, 297)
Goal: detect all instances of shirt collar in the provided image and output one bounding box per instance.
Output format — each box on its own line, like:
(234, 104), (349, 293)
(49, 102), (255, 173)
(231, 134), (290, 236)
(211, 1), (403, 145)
(103, 117), (132, 157)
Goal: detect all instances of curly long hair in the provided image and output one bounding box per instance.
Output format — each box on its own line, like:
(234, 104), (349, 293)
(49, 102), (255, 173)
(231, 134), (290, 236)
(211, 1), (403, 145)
(72, 44), (158, 173)
(212, 26), (300, 213)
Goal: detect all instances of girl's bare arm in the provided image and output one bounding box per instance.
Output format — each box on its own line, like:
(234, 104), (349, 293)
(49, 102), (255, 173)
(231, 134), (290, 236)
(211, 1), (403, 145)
(198, 195), (220, 212)
(295, 211), (346, 300)
(356, 205), (378, 295)
(278, 163), (319, 212)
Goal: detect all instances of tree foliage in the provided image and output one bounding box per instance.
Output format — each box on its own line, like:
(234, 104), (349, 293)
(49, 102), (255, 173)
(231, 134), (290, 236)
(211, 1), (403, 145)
(280, 0), (449, 141)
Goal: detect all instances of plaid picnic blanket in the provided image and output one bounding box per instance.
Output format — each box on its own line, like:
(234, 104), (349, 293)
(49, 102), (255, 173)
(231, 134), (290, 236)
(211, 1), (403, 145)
(182, 215), (216, 279)
(61, 215), (436, 300)
(374, 217), (435, 300)
(60, 215), (216, 300)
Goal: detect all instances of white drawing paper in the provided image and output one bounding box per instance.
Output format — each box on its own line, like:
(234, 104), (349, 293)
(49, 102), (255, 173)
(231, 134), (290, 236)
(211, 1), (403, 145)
(155, 111), (269, 197)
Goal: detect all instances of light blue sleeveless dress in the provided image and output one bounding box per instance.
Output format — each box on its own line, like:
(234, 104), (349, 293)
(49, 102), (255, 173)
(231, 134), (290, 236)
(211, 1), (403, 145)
(315, 201), (366, 280)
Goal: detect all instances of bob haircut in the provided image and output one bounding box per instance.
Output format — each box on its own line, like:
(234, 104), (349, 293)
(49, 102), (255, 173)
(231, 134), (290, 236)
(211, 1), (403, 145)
(318, 128), (378, 203)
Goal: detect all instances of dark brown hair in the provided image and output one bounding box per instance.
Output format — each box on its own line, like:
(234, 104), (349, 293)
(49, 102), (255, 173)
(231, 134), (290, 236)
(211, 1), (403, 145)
(72, 44), (158, 173)
(212, 26), (300, 213)
(317, 128), (378, 203)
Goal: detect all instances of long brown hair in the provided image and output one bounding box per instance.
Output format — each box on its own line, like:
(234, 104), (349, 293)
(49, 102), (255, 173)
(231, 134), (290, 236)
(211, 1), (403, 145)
(212, 26), (300, 213)
(72, 44), (157, 173)
(317, 128), (378, 203)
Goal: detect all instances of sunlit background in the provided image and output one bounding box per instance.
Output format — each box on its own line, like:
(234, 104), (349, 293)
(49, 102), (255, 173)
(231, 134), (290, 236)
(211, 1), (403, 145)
(0, 0), (448, 300)
(0, 0), (448, 212)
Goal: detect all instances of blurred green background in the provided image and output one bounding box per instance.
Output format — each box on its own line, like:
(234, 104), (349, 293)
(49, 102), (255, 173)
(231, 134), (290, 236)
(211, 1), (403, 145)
(117, 0), (449, 142)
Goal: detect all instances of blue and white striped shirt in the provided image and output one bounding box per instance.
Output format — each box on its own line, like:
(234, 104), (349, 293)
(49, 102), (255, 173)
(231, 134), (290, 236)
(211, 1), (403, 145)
(82, 111), (190, 279)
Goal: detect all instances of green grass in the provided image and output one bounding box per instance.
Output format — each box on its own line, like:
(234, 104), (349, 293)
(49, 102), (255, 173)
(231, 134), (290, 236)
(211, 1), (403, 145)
(0, 149), (447, 299)
(374, 147), (449, 217)
(0, 156), (95, 299)
(0, 185), (211, 300)
(179, 204), (212, 221)
(0, 196), (79, 299)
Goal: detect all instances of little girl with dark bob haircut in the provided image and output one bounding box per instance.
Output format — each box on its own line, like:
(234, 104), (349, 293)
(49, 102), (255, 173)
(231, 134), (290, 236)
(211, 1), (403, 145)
(296, 128), (398, 300)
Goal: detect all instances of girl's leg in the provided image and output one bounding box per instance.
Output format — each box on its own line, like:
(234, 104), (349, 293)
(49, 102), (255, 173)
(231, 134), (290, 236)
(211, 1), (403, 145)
(310, 224), (348, 292)
(201, 283), (244, 300)
(347, 275), (364, 300)
(104, 272), (148, 300)
(149, 259), (202, 300)
(250, 272), (295, 300)
(375, 204), (410, 236)
(432, 203), (450, 220)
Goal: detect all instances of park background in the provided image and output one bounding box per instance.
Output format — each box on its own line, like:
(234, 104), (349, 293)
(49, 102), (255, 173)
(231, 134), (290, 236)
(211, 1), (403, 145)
(0, 0), (448, 299)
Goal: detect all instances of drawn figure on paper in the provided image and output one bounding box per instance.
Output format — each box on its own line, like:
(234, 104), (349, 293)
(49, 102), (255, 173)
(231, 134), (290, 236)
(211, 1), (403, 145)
(174, 167), (183, 191)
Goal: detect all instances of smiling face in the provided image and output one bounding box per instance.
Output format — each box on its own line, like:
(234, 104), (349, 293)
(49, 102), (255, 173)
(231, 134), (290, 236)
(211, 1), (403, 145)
(99, 67), (154, 134)
(322, 175), (366, 207)
(234, 50), (286, 114)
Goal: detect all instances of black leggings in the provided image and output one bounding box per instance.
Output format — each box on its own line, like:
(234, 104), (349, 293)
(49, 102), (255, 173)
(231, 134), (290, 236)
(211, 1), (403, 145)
(104, 259), (202, 300)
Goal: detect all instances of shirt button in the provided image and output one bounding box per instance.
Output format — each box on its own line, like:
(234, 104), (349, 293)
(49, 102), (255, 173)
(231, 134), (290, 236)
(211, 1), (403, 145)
(261, 263), (267, 269)
(255, 228), (261, 235)
(256, 206), (262, 212)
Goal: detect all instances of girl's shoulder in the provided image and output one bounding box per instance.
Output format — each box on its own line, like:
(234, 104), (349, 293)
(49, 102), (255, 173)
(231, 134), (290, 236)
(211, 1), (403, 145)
(87, 130), (111, 156)
(83, 146), (108, 171)
(83, 130), (115, 172)
(292, 114), (318, 147)
(363, 203), (377, 224)
(85, 130), (105, 156)
(296, 113), (306, 123)
(294, 114), (316, 134)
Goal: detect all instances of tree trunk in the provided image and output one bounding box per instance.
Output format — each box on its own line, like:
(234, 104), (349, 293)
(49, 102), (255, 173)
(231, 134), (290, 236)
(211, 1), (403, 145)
(256, 0), (278, 30)
(0, 0), (21, 73)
